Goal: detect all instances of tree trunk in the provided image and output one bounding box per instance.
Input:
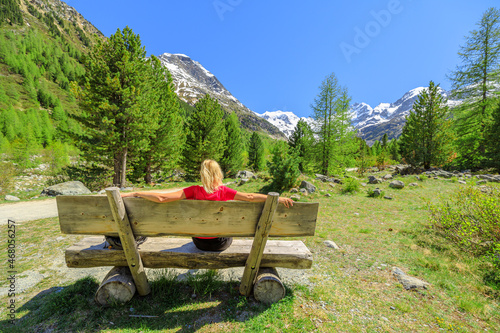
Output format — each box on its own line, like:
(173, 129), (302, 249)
(95, 266), (136, 306)
(113, 154), (121, 187)
(120, 148), (127, 187)
(144, 160), (152, 185)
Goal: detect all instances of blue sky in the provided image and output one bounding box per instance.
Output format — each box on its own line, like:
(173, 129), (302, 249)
(65, 0), (498, 118)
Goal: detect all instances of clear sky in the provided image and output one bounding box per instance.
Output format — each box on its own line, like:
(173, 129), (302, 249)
(64, 0), (498, 118)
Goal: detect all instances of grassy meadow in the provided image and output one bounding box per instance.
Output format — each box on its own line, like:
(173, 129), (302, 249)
(0, 173), (499, 332)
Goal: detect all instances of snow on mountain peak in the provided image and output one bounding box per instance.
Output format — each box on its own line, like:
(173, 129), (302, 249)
(255, 110), (314, 138)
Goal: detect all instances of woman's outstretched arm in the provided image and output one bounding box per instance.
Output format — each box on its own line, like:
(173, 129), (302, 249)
(121, 189), (186, 203)
(234, 192), (294, 208)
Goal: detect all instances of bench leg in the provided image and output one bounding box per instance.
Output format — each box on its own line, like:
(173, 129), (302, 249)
(95, 266), (136, 306)
(253, 267), (285, 304)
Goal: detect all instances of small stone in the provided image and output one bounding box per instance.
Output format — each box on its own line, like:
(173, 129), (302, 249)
(239, 178), (249, 185)
(290, 188), (299, 193)
(324, 240), (340, 250)
(300, 180), (316, 193)
(290, 194), (301, 201)
(390, 306), (396, 310)
(381, 317), (389, 321)
(5, 195), (20, 201)
(299, 188), (309, 195)
(384, 196), (393, 200)
(354, 213), (359, 216)
(325, 193), (331, 197)
(477, 180), (487, 185)
(458, 180), (466, 185)
(408, 183), (418, 187)
(361, 183), (367, 187)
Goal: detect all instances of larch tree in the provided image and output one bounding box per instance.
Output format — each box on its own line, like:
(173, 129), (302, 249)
(485, 101), (500, 171)
(399, 81), (453, 169)
(182, 94), (226, 179)
(72, 27), (157, 187)
(448, 7), (500, 168)
(311, 73), (357, 176)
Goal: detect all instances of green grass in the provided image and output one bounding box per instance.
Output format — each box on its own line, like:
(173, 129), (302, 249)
(0, 175), (499, 332)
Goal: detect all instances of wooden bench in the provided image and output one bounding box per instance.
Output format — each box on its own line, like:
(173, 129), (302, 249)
(56, 187), (319, 305)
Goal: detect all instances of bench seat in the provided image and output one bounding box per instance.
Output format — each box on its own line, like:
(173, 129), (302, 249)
(66, 237), (313, 269)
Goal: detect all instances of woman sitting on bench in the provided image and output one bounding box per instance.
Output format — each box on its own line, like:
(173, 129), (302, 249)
(118, 159), (293, 251)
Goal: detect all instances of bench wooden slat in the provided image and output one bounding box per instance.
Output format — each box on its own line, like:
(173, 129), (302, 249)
(65, 237), (313, 269)
(57, 196), (318, 237)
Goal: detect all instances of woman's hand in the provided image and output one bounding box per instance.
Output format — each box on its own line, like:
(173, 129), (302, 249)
(279, 196), (294, 208)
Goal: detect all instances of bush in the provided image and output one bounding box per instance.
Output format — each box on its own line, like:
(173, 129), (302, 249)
(366, 188), (384, 198)
(428, 186), (500, 265)
(341, 177), (360, 194)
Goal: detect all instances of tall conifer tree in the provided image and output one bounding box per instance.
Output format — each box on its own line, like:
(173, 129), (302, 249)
(220, 112), (244, 177)
(288, 119), (315, 174)
(182, 94), (226, 179)
(448, 7), (500, 168)
(248, 132), (265, 172)
(399, 81), (452, 169)
(72, 27), (157, 186)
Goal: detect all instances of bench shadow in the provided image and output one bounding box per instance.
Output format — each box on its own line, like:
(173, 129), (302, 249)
(0, 273), (296, 332)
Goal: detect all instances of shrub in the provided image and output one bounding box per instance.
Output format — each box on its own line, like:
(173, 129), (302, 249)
(366, 188), (384, 198)
(341, 177), (360, 194)
(428, 186), (500, 265)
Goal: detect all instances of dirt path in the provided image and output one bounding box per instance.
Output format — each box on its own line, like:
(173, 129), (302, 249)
(0, 198), (57, 225)
(0, 188), (183, 225)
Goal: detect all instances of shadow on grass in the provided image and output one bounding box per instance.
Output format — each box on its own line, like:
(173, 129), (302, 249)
(0, 273), (296, 332)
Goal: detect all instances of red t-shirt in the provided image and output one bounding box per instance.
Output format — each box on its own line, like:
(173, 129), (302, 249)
(183, 185), (237, 239)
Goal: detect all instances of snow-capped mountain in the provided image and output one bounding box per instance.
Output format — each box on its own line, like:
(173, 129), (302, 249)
(352, 87), (460, 143)
(256, 111), (315, 138)
(157, 53), (285, 138)
(258, 87), (461, 143)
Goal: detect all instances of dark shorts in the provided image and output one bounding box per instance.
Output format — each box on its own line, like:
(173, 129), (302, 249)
(192, 237), (233, 251)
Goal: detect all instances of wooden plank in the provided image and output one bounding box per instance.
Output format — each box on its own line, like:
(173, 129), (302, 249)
(106, 188), (150, 296)
(65, 237), (313, 269)
(240, 193), (279, 296)
(57, 196), (318, 237)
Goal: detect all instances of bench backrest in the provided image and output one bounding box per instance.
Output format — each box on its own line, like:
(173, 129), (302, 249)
(57, 195), (319, 238)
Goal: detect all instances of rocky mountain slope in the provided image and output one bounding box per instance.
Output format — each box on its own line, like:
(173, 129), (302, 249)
(157, 53), (286, 139)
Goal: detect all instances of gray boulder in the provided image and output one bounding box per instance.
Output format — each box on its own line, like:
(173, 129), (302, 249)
(389, 180), (405, 189)
(300, 181), (316, 193)
(5, 195), (20, 201)
(290, 188), (299, 193)
(41, 181), (91, 196)
(299, 188), (309, 195)
(324, 240), (340, 249)
(382, 174), (393, 180)
(392, 267), (429, 290)
(290, 194), (301, 201)
(368, 176), (382, 184)
(372, 188), (382, 197)
(236, 170), (257, 179)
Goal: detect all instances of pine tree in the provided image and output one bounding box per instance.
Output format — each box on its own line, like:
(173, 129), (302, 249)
(381, 133), (389, 150)
(220, 112), (244, 177)
(399, 81), (453, 169)
(71, 27), (158, 186)
(248, 132), (265, 172)
(288, 119), (315, 174)
(448, 7), (500, 168)
(130, 55), (185, 184)
(182, 94), (226, 179)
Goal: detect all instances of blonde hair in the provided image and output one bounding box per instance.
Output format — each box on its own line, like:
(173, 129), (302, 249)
(200, 159), (223, 194)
